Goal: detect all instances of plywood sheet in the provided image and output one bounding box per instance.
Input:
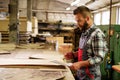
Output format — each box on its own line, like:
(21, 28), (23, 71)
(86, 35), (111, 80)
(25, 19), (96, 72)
(0, 58), (64, 66)
(0, 50), (11, 54)
(29, 54), (63, 61)
(16, 43), (45, 49)
(0, 68), (65, 80)
(0, 43), (15, 50)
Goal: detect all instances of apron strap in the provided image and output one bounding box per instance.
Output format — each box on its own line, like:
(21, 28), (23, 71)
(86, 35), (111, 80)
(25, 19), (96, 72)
(78, 48), (83, 61)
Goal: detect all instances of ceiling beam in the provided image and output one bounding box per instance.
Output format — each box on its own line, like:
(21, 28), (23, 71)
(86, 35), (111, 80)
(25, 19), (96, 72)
(92, 1), (120, 13)
(85, 0), (96, 5)
(32, 9), (73, 14)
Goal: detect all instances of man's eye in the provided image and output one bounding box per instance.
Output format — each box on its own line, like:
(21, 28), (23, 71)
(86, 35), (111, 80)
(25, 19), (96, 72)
(77, 20), (81, 22)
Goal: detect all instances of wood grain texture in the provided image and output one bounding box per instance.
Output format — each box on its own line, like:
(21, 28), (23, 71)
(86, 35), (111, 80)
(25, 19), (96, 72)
(0, 68), (65, 80)
(0, 58), (64, 66)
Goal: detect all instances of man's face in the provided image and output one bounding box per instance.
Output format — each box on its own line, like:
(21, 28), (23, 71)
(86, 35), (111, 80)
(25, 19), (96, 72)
(75, 13), (88, 31)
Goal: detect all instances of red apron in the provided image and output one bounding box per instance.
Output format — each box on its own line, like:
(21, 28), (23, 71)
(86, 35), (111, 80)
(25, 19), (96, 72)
(78, 48), (94, 79)
(78, 48), (83, 61)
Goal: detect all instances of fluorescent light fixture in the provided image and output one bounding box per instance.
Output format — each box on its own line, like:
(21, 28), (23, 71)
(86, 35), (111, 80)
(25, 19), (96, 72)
(76, 3), (85, 6)
(71, 0), (80, 6)
(66, 7), (71, 10)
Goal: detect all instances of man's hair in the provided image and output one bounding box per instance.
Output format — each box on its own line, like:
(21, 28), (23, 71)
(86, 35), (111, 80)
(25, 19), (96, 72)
(73, 6), (92, 19)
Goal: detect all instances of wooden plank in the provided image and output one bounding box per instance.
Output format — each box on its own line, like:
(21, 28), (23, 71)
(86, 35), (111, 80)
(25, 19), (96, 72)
(0, 68), (65, 80)
(0, 43), (15, 50)
(0, 59), (67, 72)
(0, 50), (11, 54)
(29, 54), (63, 61)
(0, 58), (65, 66)
(112, 65), (120, 73)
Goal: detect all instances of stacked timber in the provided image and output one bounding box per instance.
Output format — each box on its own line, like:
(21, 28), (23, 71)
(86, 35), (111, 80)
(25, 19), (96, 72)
(0, 17), (38, 44)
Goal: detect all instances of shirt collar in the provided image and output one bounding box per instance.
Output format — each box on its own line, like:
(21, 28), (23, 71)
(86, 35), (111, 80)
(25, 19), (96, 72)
(82, 24), (95, 36)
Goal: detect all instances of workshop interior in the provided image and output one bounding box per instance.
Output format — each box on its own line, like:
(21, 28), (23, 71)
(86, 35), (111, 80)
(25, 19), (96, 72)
(0, 0), (120, 80)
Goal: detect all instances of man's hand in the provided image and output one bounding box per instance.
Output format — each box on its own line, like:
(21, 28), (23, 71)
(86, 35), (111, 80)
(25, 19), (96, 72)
(70, 62), (81, 70)
(69, 60), (90, 70)
(64, 52), (74, 60)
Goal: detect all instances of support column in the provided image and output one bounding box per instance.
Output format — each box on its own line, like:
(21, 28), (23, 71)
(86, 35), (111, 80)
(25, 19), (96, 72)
(27, 0), (32, 33)
(9, 0), (19, 44)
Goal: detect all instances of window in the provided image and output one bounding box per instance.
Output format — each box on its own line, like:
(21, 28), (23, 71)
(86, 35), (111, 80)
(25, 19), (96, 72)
(101, 10), (110, 25)
(94, 13), (101, 25)
(117, 7), (120, 24)
(48, 13), (75, 23)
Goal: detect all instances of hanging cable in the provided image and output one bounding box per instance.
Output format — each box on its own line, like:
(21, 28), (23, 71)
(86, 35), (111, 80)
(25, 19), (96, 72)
(106, 0), (112, 80)
(109, 0), (112, 54)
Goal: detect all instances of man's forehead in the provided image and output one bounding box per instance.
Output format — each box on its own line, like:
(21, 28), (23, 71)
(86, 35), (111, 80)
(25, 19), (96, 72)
(75, 14), (84, 19)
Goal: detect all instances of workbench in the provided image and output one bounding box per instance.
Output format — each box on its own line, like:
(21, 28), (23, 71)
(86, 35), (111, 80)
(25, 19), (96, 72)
(0, 45), (75, 80)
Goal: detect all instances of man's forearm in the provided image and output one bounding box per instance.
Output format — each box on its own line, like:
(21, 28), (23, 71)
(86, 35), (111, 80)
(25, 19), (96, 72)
(79, 60), (91, 68)
(70, 60), (91, 70)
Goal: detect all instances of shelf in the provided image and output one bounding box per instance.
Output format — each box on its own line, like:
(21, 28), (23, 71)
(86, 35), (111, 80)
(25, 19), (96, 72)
(0, 31), (9, 43)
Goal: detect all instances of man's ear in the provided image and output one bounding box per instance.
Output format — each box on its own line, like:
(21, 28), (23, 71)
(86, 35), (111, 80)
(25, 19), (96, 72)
(86, 16), (90, 21)
(85, 16), (90, 23)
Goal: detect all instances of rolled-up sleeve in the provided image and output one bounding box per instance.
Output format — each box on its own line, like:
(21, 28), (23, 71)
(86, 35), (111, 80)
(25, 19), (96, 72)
(88, 31), (108, 65)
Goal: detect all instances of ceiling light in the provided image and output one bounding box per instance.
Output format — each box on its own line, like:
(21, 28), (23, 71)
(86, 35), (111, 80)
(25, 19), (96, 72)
(76, 3), (85, 6)
(71, 0), (80, 6)
(66, 7), (71, 10)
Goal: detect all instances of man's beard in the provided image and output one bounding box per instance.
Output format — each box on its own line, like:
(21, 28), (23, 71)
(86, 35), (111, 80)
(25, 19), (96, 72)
(81, 21), (88, 32)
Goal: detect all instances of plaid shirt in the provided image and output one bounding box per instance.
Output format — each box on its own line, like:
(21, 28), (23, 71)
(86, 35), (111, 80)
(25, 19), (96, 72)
(77, 25), (108, 80)
(86, 26), (108, 65)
